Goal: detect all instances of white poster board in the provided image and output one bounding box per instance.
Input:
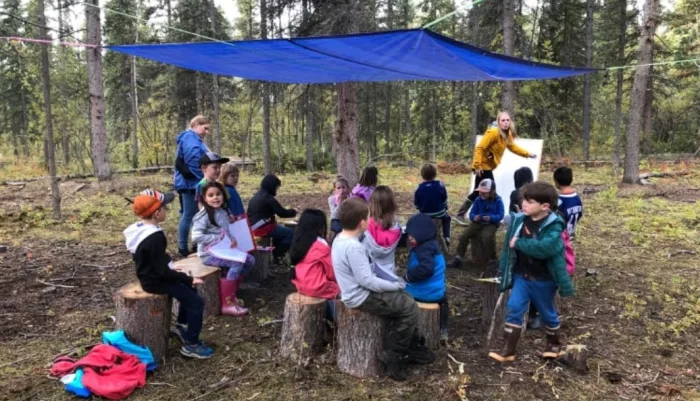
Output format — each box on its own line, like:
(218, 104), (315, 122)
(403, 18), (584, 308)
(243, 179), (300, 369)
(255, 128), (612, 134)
(469, 136), (544, 213)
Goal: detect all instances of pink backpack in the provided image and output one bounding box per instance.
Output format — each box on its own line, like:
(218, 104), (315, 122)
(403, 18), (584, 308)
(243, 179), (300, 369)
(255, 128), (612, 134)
(562, 230), (575, 276)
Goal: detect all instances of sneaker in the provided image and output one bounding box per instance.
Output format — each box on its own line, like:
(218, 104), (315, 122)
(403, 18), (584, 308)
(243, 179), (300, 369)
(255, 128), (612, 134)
(449, 257), (463, 269)
(178, 248), (190, 258)
(440, 328), (449, 343)
(180, 341), (214, 359)
(170, 324), (188, 345)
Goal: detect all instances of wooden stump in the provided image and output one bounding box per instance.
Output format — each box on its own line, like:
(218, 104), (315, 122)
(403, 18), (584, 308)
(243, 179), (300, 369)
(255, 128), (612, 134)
(471, 228), (497, 266)
(172, 256), (221, 319)
(480, 280), (507, 330)
(416, 302), (440, 350)
(432, 219), (449, 256)
(335, 301), (385, 378)
(279, 293), (327, 360)
(115, 282), (171, 362)
(249, 237), (272, 282)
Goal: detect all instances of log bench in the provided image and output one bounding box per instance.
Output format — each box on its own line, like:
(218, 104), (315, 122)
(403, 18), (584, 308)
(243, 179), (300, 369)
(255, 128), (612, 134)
(416, 302), (441, 350)
(114, 282), (171, 362)
(172, 256), (221, 319)
(279, 293), (327, 360)
(249, 237), (272, 282)
(335, 301), (385, 378)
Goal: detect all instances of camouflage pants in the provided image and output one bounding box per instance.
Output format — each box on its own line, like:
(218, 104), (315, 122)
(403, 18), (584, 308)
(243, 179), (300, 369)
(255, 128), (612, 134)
(358, 290), (419, 353)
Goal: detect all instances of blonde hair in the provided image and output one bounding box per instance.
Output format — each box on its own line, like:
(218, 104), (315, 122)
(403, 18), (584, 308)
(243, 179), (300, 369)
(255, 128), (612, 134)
(369, 186), (397, 230)
(190, 115), (210, 128)
(496, 111), (517, 138)
(219, 162), (240, 186)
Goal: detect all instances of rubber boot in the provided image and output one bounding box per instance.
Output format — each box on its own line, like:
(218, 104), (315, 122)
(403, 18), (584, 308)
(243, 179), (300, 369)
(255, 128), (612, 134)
(407, 332), (435, 365)
(542, 326), (565, 358)
(378, 350), (408, 382)
(488, 324), (521, 362)
(219, 279), (249, 316)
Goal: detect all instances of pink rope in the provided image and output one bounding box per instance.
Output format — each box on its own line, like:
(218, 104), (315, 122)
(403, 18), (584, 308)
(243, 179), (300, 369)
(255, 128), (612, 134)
(0, 36), (98, 48)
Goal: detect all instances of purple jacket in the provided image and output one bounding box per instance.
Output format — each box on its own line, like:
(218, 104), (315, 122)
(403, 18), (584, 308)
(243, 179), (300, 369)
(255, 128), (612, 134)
(351, 185), (375, 202)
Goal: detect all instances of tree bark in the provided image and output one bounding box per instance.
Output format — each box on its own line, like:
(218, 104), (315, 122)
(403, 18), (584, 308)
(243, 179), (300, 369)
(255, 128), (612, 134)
(305, 86), (314, 171)
(209, 0), (222, 155)
(249, 237), (272, 282)
(280, 293), (327, 360)
(622, 0), (659, 184)
(481, 282), (508, 332)
(130, 2), (140, 169)
(334, 83), (361, 186)
(261, 0), (272, 174)
(581, 0), (594, 160)
(501, 0), (516, 114)
(58, 0), (70, 167)
(612, 0), (627, 169)
(86, 0), (112, 181)
(415, 302), (440, 350)
(115, 282), (171, 363)
(38, 0), (61, 219)
(336, 300), (385, 378)
(172, 257), (221, 319)
(471, 83), (479, 150)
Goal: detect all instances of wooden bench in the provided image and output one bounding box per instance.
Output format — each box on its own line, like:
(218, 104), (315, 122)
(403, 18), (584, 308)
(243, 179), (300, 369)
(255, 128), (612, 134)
(416, 302), (441, 350)
(335, 301), (385, 378)
(172, 256), (221, 319)
(249, 237), (272, 282)
(114, 282), (171, 362)
(279, 293), (328, 360)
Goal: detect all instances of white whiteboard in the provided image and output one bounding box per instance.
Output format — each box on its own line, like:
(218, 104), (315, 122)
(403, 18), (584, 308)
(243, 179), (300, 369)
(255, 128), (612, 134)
(468, 136), (544, 213)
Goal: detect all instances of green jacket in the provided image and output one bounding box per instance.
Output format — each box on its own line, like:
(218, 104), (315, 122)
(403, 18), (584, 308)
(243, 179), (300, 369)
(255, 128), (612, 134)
(498, 212), (574, 297)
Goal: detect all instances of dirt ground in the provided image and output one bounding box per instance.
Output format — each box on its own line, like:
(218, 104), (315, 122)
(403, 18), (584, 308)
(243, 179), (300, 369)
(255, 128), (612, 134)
(0, 164), (698, 401)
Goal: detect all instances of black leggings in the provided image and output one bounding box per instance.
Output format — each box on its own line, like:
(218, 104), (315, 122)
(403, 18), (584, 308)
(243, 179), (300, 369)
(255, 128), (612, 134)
(467, 170), (495, 202)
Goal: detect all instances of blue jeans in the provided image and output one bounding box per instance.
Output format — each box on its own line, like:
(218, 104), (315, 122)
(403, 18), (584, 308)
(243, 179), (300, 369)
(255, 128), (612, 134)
(269, 225), (294, 258)
(167, 282), (204, 345)
(178, 190), (198, 250)
(505, 274), (559, 328)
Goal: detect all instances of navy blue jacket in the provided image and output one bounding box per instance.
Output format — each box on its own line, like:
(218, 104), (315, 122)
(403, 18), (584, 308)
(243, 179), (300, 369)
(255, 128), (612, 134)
(414, 180), (448, 218)
(174, 129), (207, 191)
(404, 214), (446, 302)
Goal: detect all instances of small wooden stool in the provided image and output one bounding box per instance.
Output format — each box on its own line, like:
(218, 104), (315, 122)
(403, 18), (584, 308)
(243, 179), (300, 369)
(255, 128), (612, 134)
(335, 301), (385, 378)
(114, 282), (171, 362)
(280, 293), (328, 360)
(172, 256), (221, 319)
(249, 237), (272, 282)
(416, 302), (441, 350)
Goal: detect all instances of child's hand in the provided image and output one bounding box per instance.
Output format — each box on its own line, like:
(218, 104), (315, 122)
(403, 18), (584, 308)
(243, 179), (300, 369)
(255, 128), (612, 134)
(473, 215), (481, 222)
(482, 215), (491, 222)
(192, 278), (204, 286)
(228, 215), (236, 223)
(230, 238), (238, 248)
(509, 236), (518, 249)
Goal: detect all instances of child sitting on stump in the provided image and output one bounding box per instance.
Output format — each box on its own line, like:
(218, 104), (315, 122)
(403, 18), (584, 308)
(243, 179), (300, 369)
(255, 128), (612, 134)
(404, 213), (448, 342)
(363, 186), (402, 276)
(331, 198), (434, 381)
(488, 181), (574, 362)
(414, 163), (451, 248)
(247, 174), (298, 262)
(123, 189), (213, 359)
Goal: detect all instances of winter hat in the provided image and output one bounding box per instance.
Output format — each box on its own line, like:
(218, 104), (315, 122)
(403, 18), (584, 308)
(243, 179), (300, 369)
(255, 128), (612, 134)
(199, 151), (230, 166)
(132, 189), (175, 218)
(477, 178), (494, 193)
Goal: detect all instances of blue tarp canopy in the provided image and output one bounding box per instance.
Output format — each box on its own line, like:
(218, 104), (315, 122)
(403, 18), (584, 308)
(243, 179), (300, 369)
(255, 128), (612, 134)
(108, 29), (594, 84)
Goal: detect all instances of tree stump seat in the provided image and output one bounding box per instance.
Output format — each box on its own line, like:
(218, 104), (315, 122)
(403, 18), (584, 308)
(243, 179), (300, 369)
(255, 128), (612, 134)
(114, 282), (171, 362)
(249, 237), (272, 282)
(280, 293), (328, 360)
(335, 301), (386, 378)
(416, 302), (441, 350)
(172, 256), (221, 319)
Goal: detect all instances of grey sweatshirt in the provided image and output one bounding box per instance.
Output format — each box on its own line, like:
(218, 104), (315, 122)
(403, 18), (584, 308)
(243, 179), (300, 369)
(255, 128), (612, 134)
(191, 208), (231, 258)
(331, 232), (404, 308)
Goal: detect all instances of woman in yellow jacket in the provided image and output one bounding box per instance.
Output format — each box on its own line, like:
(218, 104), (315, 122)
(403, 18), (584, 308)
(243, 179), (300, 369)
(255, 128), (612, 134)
(456, 112), (537, 221)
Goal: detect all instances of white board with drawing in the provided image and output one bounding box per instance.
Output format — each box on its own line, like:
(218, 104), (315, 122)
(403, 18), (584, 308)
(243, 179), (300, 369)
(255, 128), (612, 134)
(468, 136), (544, 213)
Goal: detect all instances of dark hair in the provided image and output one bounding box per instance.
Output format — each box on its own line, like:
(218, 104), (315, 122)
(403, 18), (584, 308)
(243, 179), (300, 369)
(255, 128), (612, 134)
(338, 198), (369, 230)
(522, 181), (558, 210)
(359, 166), (379, 187)
(200, 181), (227, 227)
(260, 174), (281, 197)
(421, 163), (437, 181)
(553, 166), (573, 186)
(369, 186), (397, 230)
(289, 209), (328, 265)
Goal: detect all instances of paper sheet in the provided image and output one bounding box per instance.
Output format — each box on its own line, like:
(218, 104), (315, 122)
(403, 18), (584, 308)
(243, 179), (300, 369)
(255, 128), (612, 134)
(227, 217), (255, 252)
(206, 234), (249, 263)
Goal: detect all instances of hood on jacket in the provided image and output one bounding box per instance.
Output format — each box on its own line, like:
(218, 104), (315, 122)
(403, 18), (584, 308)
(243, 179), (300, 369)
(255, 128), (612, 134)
(124, 222), (162, 254)
(364, 220), (401, 259)
(260, 174), (281, 197)
(512, 211), (564, 233)
(405, 213), (437, 245)
(305, 238), (331, 261)
(513, 167), (534, 189)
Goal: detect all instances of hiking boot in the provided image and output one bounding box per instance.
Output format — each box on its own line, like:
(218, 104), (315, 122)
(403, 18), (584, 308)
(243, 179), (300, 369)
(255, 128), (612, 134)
(378, 350), (408, 382)
(527, 315), (543, 331)
(440, 328), (449, 343)
(488, 324), (521, 362)
(542, 326), (565, 359)
(180, 341), (214, 359)
(170, 324), (188, 345)
(449, 257), (463, 269)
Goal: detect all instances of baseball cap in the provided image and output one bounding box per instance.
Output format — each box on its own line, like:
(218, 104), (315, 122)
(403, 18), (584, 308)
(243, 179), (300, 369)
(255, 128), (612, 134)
(133, 189), (175, 218)
(477, 178), (494, 193)
(199, 151), (230, 166)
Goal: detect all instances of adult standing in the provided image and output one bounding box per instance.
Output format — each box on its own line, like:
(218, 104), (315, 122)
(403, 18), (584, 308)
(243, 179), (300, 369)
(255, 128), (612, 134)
(174, 115), (210, 257)
(455, 112), (536, 223)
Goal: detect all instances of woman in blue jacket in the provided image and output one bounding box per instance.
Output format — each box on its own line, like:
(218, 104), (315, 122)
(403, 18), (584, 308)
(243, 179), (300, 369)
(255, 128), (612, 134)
(450, 178), (504, 268)
(174, 115), (210, 257)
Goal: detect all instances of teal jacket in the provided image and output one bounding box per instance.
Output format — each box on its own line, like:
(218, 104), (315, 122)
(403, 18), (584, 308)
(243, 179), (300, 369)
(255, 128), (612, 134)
(498, 212), (574, 297)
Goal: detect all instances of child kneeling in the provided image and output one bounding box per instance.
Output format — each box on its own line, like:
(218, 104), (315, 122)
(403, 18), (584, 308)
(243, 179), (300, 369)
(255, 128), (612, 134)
(124, 189), (213, 359)
(404, 213), (448, 341)
(489, 182), (574, 362)
(192, 182), (255, 317)
(331, 198), (434, 382)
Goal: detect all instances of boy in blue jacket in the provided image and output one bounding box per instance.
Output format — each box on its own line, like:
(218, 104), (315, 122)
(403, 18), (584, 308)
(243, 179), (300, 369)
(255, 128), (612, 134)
(450, 178), (504, 268)
(488, 181), (574, 363)
(404, 213), (448, 341)
(414, 163), (451, 248)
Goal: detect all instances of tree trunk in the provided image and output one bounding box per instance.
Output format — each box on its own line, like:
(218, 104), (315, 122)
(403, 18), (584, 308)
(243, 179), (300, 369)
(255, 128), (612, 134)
(38, 0), (61, 219)
(86, 0), (111, 181)
(130, 2), (140, 169)
(172, 257), (221, 319)
(209, 0), (222, 155)
(622, 0), (659, 184)
(335, 300), (385, 378)
(305, 86), (314, 171)
(501, 0), (516, 114)
(481, 282), (508, 332)
(581, 0), (594, 160)
(613, 0), (626, 169)
(58, 0), (70, 167)
(334, 83), (361, 186)
(641, 65), (653, 153)
(115, 282), (171, 363)
(384, 85), (392, 155)
(280, 293), (327, 360)
(431, 88), (437, 161)
(470, 83), (479, 151)
(261, 0), (272, 174)
(415, 302), (440, 350)
(249, 237), (272, 282)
